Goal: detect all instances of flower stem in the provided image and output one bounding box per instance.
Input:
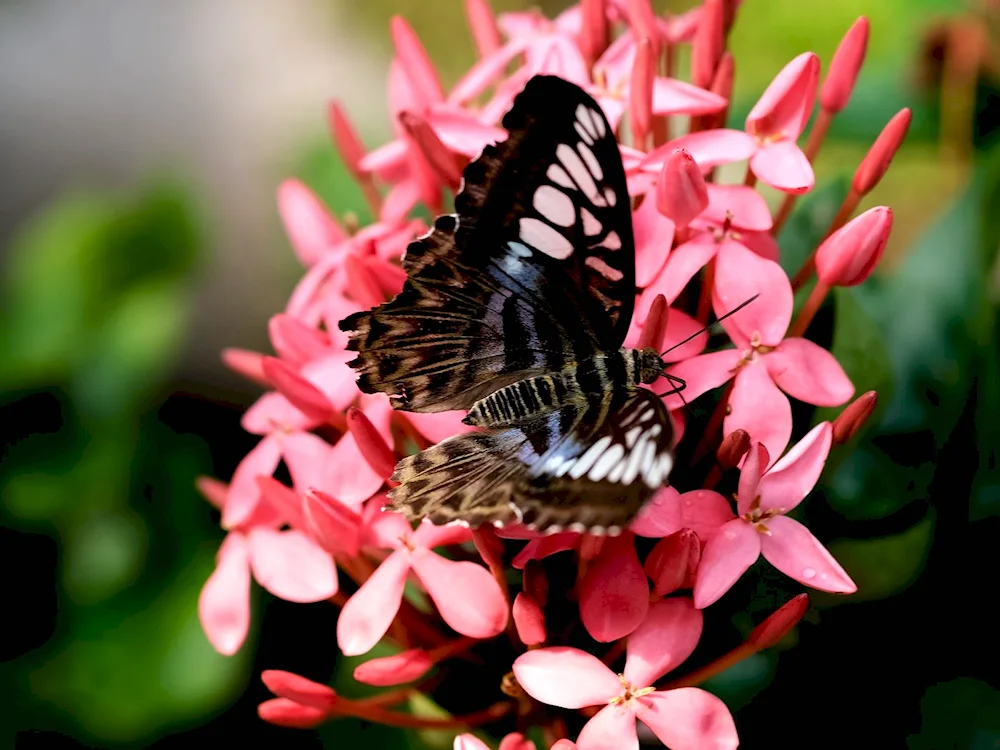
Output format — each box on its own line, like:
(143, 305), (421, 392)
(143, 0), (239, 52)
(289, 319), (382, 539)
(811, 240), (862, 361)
(787, 279), (830, 339)
(336, 698), (511, 729)
(660, 642), (757, 689)
(692, 380), (734, 465)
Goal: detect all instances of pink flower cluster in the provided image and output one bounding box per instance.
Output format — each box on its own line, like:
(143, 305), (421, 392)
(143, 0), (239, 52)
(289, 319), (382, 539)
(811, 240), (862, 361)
(197, 1), (907, 747)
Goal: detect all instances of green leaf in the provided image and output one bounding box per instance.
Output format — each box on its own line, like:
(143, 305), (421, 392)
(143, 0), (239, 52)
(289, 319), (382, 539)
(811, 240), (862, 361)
(909, 678), (1000, 750)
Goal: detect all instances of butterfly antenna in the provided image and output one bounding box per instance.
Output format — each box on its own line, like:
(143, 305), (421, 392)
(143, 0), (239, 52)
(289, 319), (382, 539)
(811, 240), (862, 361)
(655, 372), (689, 405)
(658, 294), (759, 357)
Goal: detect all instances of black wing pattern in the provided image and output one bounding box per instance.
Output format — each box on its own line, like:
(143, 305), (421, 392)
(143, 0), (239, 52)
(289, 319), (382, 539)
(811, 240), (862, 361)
(339, 75), (636, 412)
(389, 389), (674, 533)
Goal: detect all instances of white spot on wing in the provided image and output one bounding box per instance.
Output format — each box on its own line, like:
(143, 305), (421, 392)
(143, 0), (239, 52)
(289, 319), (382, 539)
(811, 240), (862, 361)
(575, 121), (594, 145)
(576, 104), (598, 138)
(588, 107), (607, 137)
(557, 144), (599, 201)
(568, 435), (612, 479)
(533, 185), (576, 227)
(580, 208), (602, 236)
(589, 443), (625, 481)
(603, 231), (623, 250)
(604, 187), (617, 206)
(578, 143), (603, 181)
(519, 218), (573, 259)
(585, 256), (624, 282)
(507, 241), (532, 258)
(624, 427), (642, 448)
(547, 164), (575, 189)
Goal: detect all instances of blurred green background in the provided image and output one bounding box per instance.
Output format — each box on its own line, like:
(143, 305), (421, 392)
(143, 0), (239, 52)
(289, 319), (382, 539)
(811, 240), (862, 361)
(1, 0), (998, 748)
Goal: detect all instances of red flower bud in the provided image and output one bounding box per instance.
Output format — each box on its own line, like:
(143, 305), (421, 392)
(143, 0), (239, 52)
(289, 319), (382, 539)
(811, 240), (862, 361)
(820, 17), (870, 113)
(327, 101), (367, 181)
(513, 592), (547, 646)
(656, 149), (709, 228)
(637, 294), (669, 350)
(465, 0), (501, 58)
(629, 38), (655, 149)
(717, 428), (751, 469)
(523, 560), (549, 606)
(746, 594), (809, 649)
(261, 670), (338, 711)
(346, 406), (397, 480)
(644, 529), (700, 596)
(399, 111), (463, 190)
(303, 489), (362, 557)
(852, 108), (911, 196)
(261, 356), (333, 421)
(832, 390), (878, 444)
(580, 0), (609, 65)
(815, 206), (892, 287)
(692, 0), (725, 90)
(353, 649), (434, 686)
(258, 698), (327, 729)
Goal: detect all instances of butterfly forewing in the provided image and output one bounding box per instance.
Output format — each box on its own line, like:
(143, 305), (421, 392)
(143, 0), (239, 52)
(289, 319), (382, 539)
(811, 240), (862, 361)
(340, 76), (634, 413)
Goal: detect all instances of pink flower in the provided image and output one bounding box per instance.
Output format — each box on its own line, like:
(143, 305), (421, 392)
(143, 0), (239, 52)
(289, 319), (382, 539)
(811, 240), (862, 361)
(455, 733), (536, 750)
(337, 514), (507, 655)
(578, 535), (649, 642)
(665, 246), (853, 460)
(513, 598), (738, 750)
(641, 52), (819, 193)
(199, 482), (337, 655)
(693, 423), (857, 608)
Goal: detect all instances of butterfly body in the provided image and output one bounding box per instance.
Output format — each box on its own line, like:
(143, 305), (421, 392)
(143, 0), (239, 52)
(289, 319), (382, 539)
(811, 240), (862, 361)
(340, 75), (676, 533)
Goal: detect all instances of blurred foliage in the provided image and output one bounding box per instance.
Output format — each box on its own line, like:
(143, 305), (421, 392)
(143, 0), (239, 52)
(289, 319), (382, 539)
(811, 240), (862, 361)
(0, 183), (250, 746)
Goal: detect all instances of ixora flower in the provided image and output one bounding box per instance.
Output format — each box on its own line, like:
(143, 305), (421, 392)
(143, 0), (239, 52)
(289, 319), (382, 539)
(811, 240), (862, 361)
(513, 599), (738, 750)
(194, 0), (905, 746)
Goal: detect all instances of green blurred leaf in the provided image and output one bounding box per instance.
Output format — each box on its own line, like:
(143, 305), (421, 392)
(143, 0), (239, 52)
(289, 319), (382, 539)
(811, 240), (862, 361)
(822, 512), (934, 602)
(909, 678), (1000, 750)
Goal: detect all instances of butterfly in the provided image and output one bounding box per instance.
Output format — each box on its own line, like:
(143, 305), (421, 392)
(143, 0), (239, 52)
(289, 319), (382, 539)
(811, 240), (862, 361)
(339, 75), (676, 534)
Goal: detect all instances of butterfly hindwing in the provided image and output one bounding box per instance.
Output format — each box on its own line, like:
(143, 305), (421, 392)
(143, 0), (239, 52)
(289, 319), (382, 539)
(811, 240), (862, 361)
(340, 76), (635, 413)
(388, 388), (674, 533)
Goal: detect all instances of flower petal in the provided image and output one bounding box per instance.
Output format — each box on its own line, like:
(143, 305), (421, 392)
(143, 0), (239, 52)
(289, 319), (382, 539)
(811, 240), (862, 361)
(301, 351), (359, 412)
(199, 533), (251, 656)
(766, 337), (854, 407)
(632, 487), (735, 540)
(625, 598), (703, 686)
(427, 105), (507, 156)
(633, 194), (676, 288)
(642, 129), (756, 172)
(640, 234), (717, 315)
(760, 422), (832, 513)
(652, 76), (728, 116)
(498, 734), (535, 750)
(662, 349), (740, 410)
(337, 549), (409, 656)
(693, 519), (761, 608)
(512, 533), (581, 568)
(247, 528), (337, 603)
(513, 592), (547, 646)
(353, 649), (434, 687)
(659, 306), (709, 362)
(630, 486), (683, 537)
(222, 436), (283, 529)
(714, 241), (792, 347)
(280, 431), (334, 495)
(410, 551), (508, 639)
(579, 535), (650, 642)
(454, 735), (491, 750)
(746, 52), (819, 140)
(750, 141), (815, 194)
(725, 364), (793, 466)
(704, 184), (773, 232)
(576, 704), (640, 750)
(639, 688), (739, 750)
(761, 515), (856, 593)
(242, 392), (315, 436)
(403, 410), (477, 443)
(512, 647), (620, 709)
(413, 518), (473, 549)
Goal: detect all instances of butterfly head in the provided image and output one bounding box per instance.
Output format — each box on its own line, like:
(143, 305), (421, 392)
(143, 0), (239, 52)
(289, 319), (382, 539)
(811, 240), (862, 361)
(637, 349), (668, 385)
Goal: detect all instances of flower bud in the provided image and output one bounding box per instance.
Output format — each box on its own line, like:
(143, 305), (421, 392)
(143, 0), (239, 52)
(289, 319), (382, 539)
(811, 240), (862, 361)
(303, 489), (362, 557)
(746, 593), (809, 649)
(626, 0), (659, 55)
(344, 253), (386, 308)
(513, 592), (547, 646)
(327, 101), (367, 180)
(465, 0), (501, 57)
(390, 16), (444, 104)
(717, 428), (751, 469)
(258, 698), (327, 729)
(522, 560), (549, 606)
(261, 356), (333, 421)
(221, 348), (269, 387)
(832, 390), (878, 444)
(815, 206), (892, 287)
(268, 313), (329, 367)
(353, 649), (434, 686)
(656, 149), (709, 227)
(629, 37), (655, 148)
(196, 476), (229, 510)
(579, 0), (609, 65)
(852, 108), (911, 196)
(261, 670), (338, 711)
(644, 529), (700, 596)
(692, 0), (725, 90)
(346, 406), (397, 480)
(820, 17), (870, 113)
(399, 111), (463, 190)
(637, 294), (669, 350)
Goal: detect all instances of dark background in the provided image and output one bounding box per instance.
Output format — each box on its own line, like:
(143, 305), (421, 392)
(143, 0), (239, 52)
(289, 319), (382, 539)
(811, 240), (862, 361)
(2, 0), (998, 748)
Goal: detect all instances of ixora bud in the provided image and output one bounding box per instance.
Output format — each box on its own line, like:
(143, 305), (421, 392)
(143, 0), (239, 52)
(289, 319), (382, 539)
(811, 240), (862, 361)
(656, 149), (709, 228)
(832, 390), (879, 444)
(815, 206), (893, 287)
(820, 17), (870, 114)
(853, 108), (912, 195)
